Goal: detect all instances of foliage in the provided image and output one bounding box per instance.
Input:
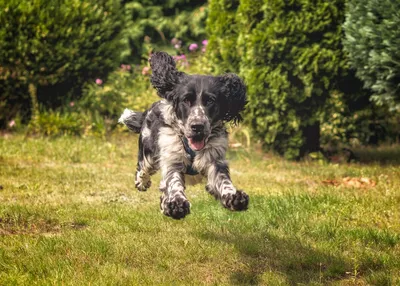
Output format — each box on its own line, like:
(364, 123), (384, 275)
(343, 0), (400, 111)
(207, 0), (360, 159)
(0, 0), (125, 127)
(27, 109), (84, 137)
(121, 0), (207, 63)
(0, 79), (29, 128)
(206, 0), (241, 74)
(26, 64), (158, 137)
(80, 65), (158, 123)
(321, 91), (400, 147)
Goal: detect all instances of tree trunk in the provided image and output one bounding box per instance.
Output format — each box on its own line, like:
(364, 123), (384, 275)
(300, 122), (321, 157)
(28, 82), (39, 130)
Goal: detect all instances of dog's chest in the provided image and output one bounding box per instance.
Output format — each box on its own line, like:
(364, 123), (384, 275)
(182, 137), (199, 175)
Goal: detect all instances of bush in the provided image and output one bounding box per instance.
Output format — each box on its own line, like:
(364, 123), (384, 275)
(208, 0), (360, 159)
(80, 65), (158, 124)
(343, 0), (400, 111)
(121, 0), (207, 63)
(25, 62), (159, 137)
(0, 0), (125, 127)
(320, 91), (400, 147)
(206, 0), (241, 74)
(28, 109), (84, 137)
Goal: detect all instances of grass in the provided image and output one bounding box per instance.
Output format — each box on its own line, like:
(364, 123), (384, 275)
(1, 133), (400, 285)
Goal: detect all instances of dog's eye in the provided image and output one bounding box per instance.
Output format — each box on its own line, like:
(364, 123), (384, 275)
(206, 98), (215, 105)
(184, 99), (191, 106)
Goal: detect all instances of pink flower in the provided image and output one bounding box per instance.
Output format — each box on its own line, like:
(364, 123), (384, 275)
(142, 66), (150, 75)
(173, 54), (189, 68)
(95, 78), (103, 85)
(9, 120), (16, 128)
(69, 102), (75, 107)
(172, 38), (182, 49)
(171, 38), (179, 45)
(121, 64), (132, 71)
(189, 43), (198, 51)
(202, 39), (208, 46)
(201, 47), (206, 53)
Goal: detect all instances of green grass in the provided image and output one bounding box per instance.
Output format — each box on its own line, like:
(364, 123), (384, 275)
(1, 134), (400, 285)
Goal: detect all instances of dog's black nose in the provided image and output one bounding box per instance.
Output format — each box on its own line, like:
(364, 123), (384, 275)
(191, 124), (204, 133)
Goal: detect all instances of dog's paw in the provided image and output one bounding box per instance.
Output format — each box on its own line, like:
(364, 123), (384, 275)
(135, 170), (151, 192)
(135, 179), (151, 192)
(160, 194), (191, 219)
(221, 190), (249, 211)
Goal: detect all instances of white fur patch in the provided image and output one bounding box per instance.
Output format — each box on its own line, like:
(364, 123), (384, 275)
(118, 108), (135, 124)
(158, 126), (190, 177)
(192, 135), (228, 173)
(142, 126), (151, 139)
(159, 101), (185, 134)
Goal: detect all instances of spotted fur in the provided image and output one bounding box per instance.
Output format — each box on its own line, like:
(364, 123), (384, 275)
(118, 52), (249, 219)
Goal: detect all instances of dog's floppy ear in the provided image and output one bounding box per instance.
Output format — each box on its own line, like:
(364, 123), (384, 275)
(149, 52), (186, 98)
(218, 73), (247, 124)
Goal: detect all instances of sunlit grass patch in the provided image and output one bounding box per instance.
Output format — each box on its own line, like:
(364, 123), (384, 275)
(0, 134), (399, 285)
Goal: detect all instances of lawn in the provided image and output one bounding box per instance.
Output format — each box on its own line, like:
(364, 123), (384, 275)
(0, 134), (399, 285)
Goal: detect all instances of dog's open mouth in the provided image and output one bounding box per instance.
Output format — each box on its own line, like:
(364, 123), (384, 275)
(187, 135), (206, 151)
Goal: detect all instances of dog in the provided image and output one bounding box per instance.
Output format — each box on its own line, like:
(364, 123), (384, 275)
(119, 51), (249, 219)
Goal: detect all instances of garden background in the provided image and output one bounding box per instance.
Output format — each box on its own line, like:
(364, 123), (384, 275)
(1, 0), (400, 285)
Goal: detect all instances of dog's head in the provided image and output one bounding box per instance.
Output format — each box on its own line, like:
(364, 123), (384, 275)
(150, 52), (247, 151)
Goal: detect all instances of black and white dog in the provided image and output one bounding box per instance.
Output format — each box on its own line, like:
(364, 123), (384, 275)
(119, 52), (249, 219)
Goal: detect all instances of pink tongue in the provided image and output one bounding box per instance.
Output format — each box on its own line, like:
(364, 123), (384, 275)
(188, 138), (205, 151)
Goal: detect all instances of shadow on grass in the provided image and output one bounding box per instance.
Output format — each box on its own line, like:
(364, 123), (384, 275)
(194, 193), (357, 285)
(353, 145), (400, 166)
(199, 229), (349, 285)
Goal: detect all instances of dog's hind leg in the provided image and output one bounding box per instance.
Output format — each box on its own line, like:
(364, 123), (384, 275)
(135, 136), (156, 192)
(135, 159), (154, 192)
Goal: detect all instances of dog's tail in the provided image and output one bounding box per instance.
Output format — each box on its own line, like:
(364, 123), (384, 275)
(118, 108), (145, 134)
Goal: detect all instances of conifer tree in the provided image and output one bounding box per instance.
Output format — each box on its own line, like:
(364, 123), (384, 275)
(343, 0), (400, 111)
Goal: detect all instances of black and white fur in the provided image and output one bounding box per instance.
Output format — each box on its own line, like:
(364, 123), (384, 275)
(119, 52), (249, 219)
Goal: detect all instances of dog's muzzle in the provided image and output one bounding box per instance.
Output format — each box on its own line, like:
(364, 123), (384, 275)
(188, 135), (206, 151)
(185, 107), (211, 151)
(186, 122), (210, 151)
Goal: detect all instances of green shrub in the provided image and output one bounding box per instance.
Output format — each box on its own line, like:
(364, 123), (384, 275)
(207, 0), (365, 159)
(80, 65), (157, 117)
(343, 0), (400, 111)
(121, 0), (207, 63)
(28, 109), (84, 137)
(0, 0), (125, 127)
(25, 62), (158, 137)
(206, 0), (241, 74)
(321, 91), (400, 147)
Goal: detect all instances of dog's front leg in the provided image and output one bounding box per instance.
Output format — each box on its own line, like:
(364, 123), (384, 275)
(159, 165), (190, 219)
(206, 161), (249, 211)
